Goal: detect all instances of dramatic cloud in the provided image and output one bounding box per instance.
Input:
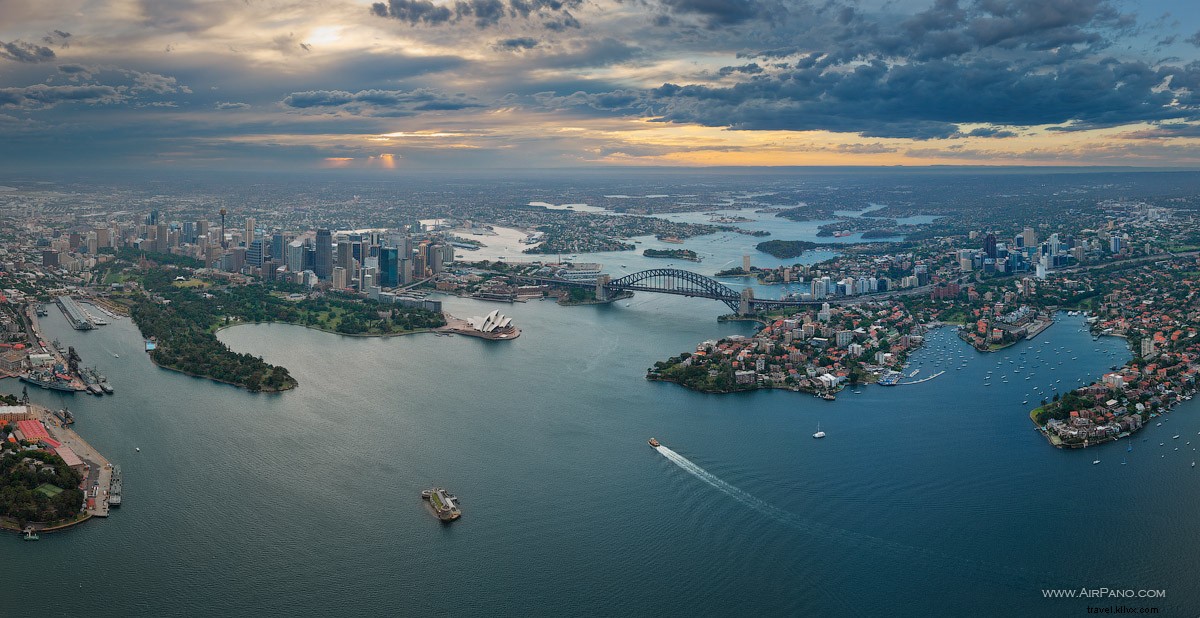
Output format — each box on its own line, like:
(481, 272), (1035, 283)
(371, 0), (583, 28)
(656, 0), (768, 27)
(2, 0), (1200, 168)
(282, 88), (482, 116)
(0, 84), (123, 109)
(496, 37), (540, 50)
(0, 40), (56, 63)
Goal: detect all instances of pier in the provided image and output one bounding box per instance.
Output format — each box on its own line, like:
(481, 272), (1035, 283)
(897, 370), (946, 385)
(31, 405), (113, 526)
(56, 296), (95, 330)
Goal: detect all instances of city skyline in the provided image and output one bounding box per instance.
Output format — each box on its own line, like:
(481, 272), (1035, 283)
(4, 0), (1200, 169)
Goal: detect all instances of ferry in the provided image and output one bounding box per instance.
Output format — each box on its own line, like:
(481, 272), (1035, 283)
(421, 487), (461, 522)
(648, 438), (661, 448)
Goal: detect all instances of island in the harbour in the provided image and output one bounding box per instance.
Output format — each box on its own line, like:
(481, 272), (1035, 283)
(643, 248), (701, 262)
(755, 239), (821, 259)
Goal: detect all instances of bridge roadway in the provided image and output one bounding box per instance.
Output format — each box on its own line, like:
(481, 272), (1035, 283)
(515, 268), (938, 314)
(507, 251), (1199, 314)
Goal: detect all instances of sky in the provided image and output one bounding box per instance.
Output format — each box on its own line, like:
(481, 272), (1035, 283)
(2, 0), (1200, 170)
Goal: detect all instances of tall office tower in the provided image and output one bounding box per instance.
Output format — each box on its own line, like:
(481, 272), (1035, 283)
(197, 220), (210, 238)
(219, 208), (228, 248)
(399, 257), (412, 285)
(379, 247), (399, 287)
(286, 240), (306, 272)
(1022, 227), (1037, 248)
(428, 245), (444, 274)
(183, 221), (196, 244)
(743, 254), (752, 272)
(270, 233), (285, 262)
(315, 229), (333, 280)
(336, 239), (355, 282)
(247, 239), (265, 267)
(1049, 233), (1062, 256)
(95, 227), (111, 248)
(148, 209), (160, 226)
(332, 267), (348, 289)
(156, 223), (170, 253)
(983, 233), (997, 259)
(244, 217), (256, 246)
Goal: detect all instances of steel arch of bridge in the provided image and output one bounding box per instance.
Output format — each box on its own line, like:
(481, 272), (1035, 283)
(606, 268), (741, 312)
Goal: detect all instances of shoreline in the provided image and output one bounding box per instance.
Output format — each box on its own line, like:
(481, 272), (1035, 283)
(2, 404), (113, 535)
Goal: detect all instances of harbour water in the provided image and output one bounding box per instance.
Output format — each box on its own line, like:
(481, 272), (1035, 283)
(4, 293), (1199, 616)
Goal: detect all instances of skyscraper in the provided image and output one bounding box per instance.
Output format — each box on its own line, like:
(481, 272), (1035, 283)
(983, 233), (997, 259)
(286, 240), (306, 272)
(379, 247), (399, 287)
(244, 217), (256, 246)
(315, 229), (333, 280)
(270, 233), (285, 262)
(336, 239), (355, 286)
(247, 239), (265, 267)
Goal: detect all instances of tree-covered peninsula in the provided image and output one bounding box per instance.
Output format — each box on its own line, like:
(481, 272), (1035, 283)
(117, 259), (444, 392)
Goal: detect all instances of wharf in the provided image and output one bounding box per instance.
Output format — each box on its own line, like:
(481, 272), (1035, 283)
(34, 405), (112, 522)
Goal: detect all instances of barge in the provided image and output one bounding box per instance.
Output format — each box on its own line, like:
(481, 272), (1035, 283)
(420, 487), (460, 522)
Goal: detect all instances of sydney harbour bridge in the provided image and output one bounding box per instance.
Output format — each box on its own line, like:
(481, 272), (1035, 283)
(516, 268), (874, 314)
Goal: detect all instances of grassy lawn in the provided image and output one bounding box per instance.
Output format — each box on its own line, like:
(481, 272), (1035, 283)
(171, 279), (209, 289)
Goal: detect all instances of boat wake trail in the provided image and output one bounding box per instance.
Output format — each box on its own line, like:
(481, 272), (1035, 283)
(655, 445), (1048, 588)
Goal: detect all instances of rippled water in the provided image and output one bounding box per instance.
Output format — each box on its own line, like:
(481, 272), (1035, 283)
(4, 294), (1198, 616)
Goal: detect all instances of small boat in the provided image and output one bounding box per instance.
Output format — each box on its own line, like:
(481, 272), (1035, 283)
(1173, 435), (1180, 440)
(135, 447), (140, 452)
(112, 353), (120, 358)
(1121, 457), (1127, 465)
(813, 423), (826, 439)
(648, 438), (660, 448)
(1092, 459), (1100, 465)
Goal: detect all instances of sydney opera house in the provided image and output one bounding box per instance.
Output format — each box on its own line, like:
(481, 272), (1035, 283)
(467, 310), (515, 335)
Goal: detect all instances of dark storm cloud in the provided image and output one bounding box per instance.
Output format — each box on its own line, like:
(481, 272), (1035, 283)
(522, 0), (1198, 140)
(496, 37), (540, 50)
(281, 88), (482, 116)
(657, 0), (767, 27)
(0, 40), (57, 63)
(717, 63), (763, 76)
(371, 0), (583, 28)
(0, 84), (123, 108)
(964, 127), (1017, 138)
